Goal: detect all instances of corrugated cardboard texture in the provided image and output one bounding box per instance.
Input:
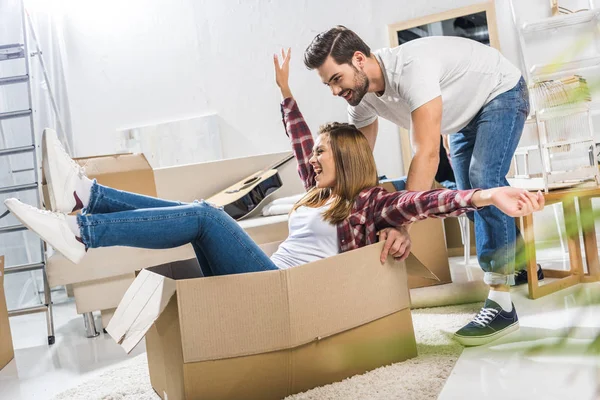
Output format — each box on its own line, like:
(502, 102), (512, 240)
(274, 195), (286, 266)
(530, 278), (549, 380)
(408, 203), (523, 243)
(47, 245), (195, 287)
(407, 218), (452, 289)
(176, 270), (291, 363)
(75, 153), (157, 198)
(73, 273), (135, 314)
(0, 256), (15, 370)
(178, 308), (416, 400)
(381, 180), (452, 290)
(286, 244), (409, 346)
(107, 269), (177, 353)
(146, 296), (185, 400)
(175, 243), (412, 363)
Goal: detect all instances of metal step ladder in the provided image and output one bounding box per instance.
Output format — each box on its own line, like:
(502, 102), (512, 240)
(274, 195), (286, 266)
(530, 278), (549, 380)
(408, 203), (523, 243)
(0, 4), (55, 345)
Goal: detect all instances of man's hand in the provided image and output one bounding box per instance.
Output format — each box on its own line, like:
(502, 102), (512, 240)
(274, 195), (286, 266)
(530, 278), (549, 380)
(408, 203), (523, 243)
(378, 226), (412, 264)
(273, 48), (292, 99)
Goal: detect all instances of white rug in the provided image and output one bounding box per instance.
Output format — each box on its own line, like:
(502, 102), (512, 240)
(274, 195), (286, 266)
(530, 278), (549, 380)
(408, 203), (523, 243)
(52, 303), (480, 400)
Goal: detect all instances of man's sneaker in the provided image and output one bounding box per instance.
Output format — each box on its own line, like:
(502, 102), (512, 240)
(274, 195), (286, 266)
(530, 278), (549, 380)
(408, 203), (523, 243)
(454, 299), (519, 347)
(4, 198), (85, 264)
(42, 128), (86, 213)
(513, 264), (544, 286)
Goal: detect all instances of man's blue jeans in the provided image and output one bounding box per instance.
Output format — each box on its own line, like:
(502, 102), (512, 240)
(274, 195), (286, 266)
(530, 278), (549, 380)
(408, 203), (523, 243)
(449, 77), (530, 286)
(77, 182), (279, 277)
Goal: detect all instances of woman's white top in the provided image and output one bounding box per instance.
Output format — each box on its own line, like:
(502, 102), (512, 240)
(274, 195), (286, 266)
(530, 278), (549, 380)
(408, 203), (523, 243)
(269, 202), (339, 269)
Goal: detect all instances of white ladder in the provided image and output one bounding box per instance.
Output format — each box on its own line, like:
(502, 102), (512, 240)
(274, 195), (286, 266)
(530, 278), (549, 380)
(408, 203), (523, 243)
(0, 1), (60, 345)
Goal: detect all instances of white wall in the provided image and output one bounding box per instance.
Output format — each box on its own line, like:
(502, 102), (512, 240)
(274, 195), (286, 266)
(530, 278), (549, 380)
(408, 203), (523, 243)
(46, 0), (563, 179)
(31, 0), (595, 179)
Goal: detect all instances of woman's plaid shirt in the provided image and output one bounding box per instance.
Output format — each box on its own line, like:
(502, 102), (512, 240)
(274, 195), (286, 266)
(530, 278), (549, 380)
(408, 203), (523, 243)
(281, 97), (479, 253)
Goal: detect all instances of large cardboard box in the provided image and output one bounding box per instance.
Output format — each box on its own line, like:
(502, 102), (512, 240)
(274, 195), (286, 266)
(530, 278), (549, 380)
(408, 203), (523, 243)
(379, 182), (451, 289)
(107, 242), (436, 400)
(0, 256), (15, 370)
(42, 153), (156, 210)
(444, 218), (476, 257)
(74, 153), (157, 197)
(72, 273), (135, 314)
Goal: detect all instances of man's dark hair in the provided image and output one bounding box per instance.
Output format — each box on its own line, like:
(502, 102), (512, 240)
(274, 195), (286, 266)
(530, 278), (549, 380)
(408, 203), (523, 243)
(304, 25), (371, 70)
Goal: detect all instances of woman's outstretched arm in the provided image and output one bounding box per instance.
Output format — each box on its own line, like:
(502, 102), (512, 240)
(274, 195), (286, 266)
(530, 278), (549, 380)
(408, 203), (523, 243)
(371, 186), (544, 231)
(274, 49), (315, 190)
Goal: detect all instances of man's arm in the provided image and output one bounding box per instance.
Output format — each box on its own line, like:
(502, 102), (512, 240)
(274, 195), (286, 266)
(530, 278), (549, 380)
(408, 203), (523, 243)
(358, 118), (379, 151)
(405, 96), (442, 191)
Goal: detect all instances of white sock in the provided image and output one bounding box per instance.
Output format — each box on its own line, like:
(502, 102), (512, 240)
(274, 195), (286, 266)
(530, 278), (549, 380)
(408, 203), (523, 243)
(66, 215), (81, 238)
(75, 176), (93, 208)
(487, 290), (512, 312)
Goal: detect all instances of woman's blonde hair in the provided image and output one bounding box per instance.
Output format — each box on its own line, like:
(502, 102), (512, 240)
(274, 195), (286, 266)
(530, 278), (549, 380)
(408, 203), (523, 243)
(292, 122), (378, 224)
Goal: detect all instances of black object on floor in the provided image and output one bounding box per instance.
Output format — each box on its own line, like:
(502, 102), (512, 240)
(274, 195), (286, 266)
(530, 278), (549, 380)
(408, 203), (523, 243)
(514, 264), (544, 286)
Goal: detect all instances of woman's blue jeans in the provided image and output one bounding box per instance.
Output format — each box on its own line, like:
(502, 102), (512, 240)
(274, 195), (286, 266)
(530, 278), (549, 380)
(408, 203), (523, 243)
(449, 77), (530, 286)
(77, 182), (278, 277)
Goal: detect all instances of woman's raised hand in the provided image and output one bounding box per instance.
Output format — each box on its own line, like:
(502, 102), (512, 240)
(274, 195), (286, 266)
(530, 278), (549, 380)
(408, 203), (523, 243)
(274, 48), (292, 99)
(473, 187), (545, 217)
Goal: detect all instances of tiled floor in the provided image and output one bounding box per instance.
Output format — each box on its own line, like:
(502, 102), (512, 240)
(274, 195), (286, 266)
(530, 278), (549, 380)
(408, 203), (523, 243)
(0, 290), (146, 400)
(439, 247), (600, 400)
(0, 248), (599, 399)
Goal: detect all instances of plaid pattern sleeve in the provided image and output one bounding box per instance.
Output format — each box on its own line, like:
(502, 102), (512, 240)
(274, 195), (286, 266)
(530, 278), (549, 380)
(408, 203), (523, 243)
(370, 187), (480, 231)
(281, 97), (315, 190)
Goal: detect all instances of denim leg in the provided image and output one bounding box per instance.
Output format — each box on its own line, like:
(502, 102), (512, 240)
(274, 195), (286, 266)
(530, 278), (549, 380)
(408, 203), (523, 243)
(78, 200), (278, 276)
(380, 177), (408, 191)
(449, 128), (476, 224)
(450, 78), (529, 285)
(82, 182), (217, 274)
(85, 181), (183, 215)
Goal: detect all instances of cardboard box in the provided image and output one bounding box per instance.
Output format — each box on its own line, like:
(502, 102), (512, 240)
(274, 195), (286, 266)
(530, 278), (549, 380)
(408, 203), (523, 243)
(75, 153), (157, 197)
(72, 273), (135, 314)
(444, 218), (476, 257)
(42, 153), (156, 210)
(107, 242), (436, 400)
(380, 182), (451, 289)
(0, 256), (15, 370)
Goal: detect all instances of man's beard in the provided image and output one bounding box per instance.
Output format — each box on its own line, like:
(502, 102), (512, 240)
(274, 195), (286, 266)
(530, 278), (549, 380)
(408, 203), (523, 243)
(347, 66), (369, 106)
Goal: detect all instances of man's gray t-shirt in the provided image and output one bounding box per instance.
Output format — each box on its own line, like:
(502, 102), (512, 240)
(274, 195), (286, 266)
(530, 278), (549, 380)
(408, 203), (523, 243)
(348, 36), (522, 135)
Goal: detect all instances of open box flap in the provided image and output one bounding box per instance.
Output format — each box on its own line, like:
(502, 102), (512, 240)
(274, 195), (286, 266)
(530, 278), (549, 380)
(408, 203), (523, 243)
(106, 269), (177, 353)
(75, 153), (152, 175)
(404, 253), (440, 281)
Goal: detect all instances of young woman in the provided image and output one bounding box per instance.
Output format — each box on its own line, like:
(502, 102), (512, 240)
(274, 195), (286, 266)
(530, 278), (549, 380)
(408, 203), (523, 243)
(5, 51), (543, 346)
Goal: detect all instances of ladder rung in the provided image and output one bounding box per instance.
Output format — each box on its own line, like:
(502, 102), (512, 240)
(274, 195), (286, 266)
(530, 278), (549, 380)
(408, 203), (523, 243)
(0, 144), (35, 157)
(0, 75), (28, 86)
(0, 182), (38, 194)
(9, 304), (49, 317)
(5, 262), (44, 274)
(0, 44), (24, 61)
(0, 224), (28, 234)
(0, 109), (32, 121)
(12, 168), (35, 173)
(0, 43), (24, 50)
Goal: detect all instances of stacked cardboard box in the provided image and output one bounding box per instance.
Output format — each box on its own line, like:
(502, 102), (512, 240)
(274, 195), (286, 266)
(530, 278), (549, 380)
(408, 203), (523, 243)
(0, 256), (15, 370)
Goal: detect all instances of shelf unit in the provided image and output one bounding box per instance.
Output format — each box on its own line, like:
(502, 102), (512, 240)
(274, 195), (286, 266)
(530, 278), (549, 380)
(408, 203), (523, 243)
(509, 0), (600, 191)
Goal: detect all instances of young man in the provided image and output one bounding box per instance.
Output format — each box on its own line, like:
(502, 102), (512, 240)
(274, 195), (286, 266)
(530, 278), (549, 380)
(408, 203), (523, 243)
(304, 26), (529, 346)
